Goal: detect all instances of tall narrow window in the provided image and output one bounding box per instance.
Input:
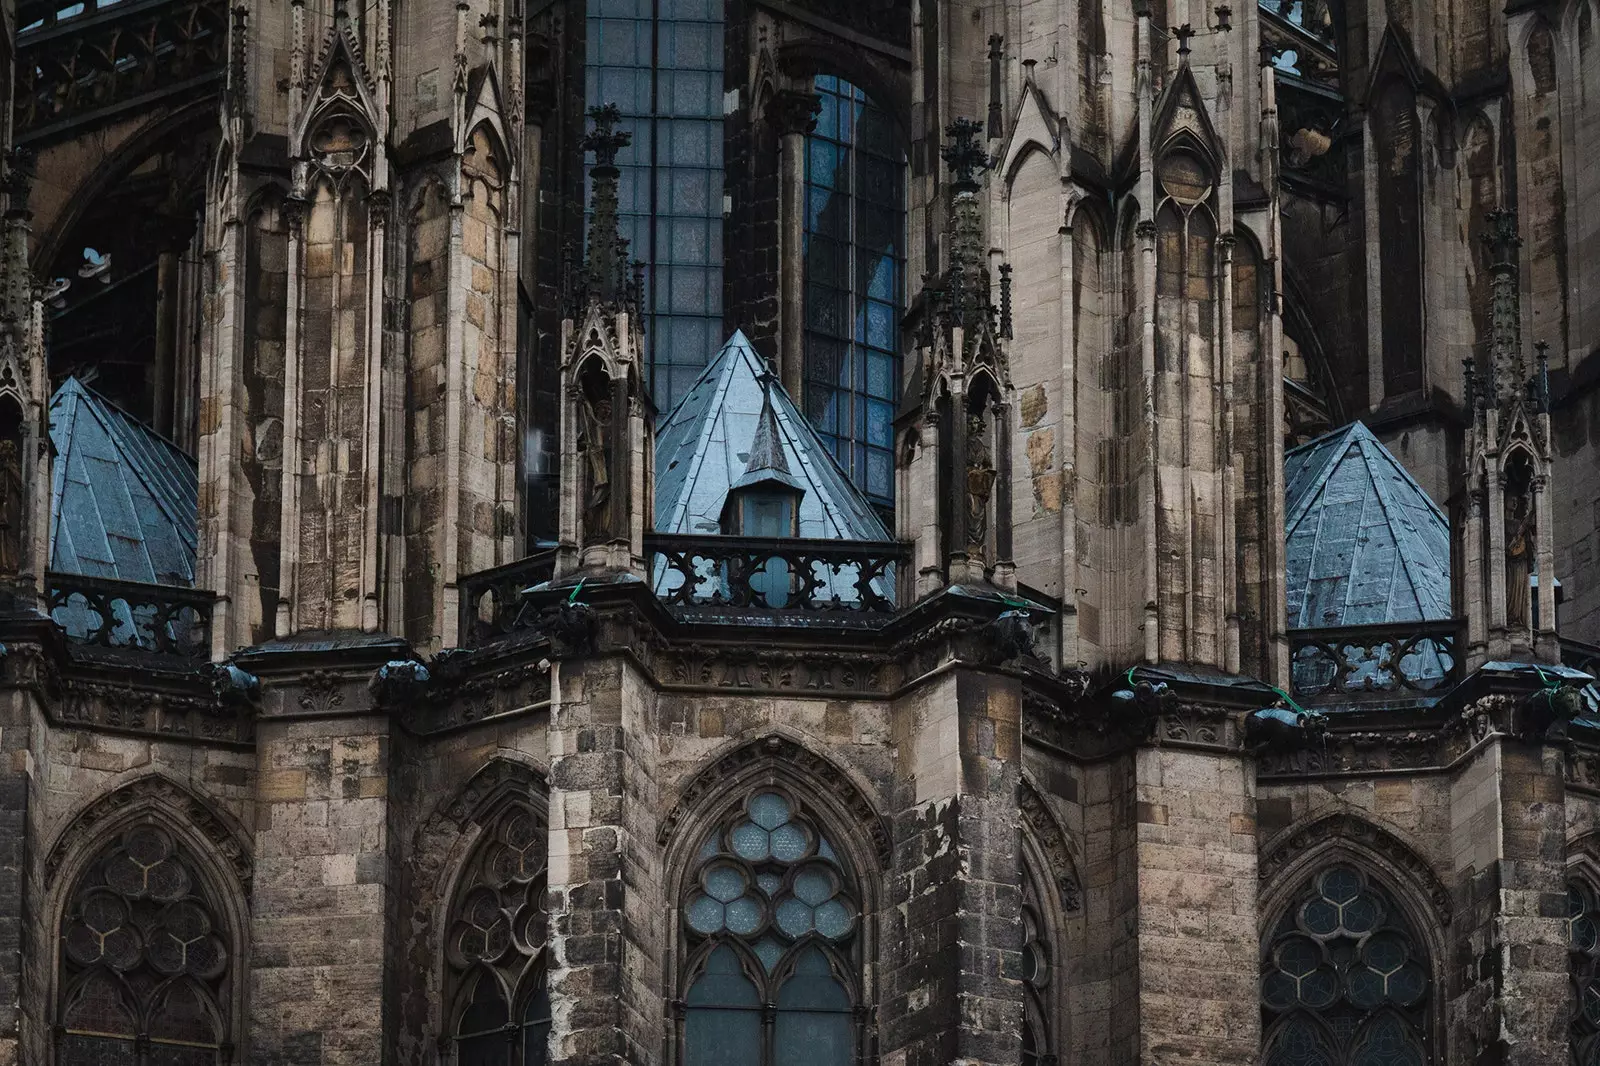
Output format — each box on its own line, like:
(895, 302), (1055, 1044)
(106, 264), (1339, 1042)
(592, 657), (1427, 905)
(679, 790), (862, 1065)
(803, 75), (904, 513)
(1567, 878), (1600, 1064)
(1261, 864), (1433, 1066)
(57, 826), (232, 1066)
(446, 803), (549, 1066)
(586, 0), (724, 413)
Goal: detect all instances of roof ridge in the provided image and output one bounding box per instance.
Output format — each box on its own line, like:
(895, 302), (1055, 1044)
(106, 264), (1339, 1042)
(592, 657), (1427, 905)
(1285, 422), (1360, 532)
(1351, 430), (1442, 620)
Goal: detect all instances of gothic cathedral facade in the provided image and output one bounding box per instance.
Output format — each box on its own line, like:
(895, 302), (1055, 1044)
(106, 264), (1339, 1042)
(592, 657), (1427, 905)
(0, 0), (1597, 1060)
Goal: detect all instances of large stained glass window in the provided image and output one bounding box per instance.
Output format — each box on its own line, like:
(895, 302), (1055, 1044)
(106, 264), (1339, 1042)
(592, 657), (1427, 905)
(1261, 864), (1432, 1066)
(586, 0), (724, 414)
(1567, 879), (1600, 1065)
(803, 75), (904, 512)
(446, 803), (550, 1066)
(679, 790), (861, 1065)
(57, 826), (232, 1066)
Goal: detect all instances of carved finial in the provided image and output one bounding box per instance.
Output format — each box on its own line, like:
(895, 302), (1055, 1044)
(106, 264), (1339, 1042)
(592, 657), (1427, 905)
(999, 262), (1013, 340)
(1259, 41), (1279, 67)
(942, 118), (989, 194)
(1484, 208), (1521, 269)
(1175, 23), (1196, 56)
(581, 103), (632, 171)
(576, 104), (635, 310)
(1463, 357), (1478, 416)
(1534, 341), (1551, 412)
(1215, 4), (1232, 30)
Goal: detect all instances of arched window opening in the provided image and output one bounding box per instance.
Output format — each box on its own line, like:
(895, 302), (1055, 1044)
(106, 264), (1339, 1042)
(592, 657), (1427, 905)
(1566, 878), (1600, 1065)
(445, 803), (549, 1066)
(57, 825), (232, 1066)
(1261, 863), (1433, 1066)
(679, 789), (863, 1066)
(803, 74), (905, 515)
(1020, 888), (1054, 1065)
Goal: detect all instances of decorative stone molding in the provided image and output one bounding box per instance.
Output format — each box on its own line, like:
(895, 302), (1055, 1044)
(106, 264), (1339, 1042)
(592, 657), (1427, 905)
(54, 674), (253, 746)
(650, 643), (900, 697)
(44, 775), (253, 891)
(1258, 811), (1451, 926)
(434, 757), (547, 831)
(1018, 781), (1082, 912)
(658, 734), (892, 866)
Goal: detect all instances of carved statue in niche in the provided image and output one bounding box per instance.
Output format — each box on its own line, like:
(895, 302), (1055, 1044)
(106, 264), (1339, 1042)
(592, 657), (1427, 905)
(965, 406), (995, 555)
(578, 378), (613, 540)
(1505, 483), (1534, 632)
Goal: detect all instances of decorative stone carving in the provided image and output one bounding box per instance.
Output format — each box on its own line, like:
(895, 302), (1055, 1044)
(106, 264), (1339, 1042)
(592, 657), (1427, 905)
(658, 735), (892, 866)
(1018, 781), (1082, 912)
(44, 776), (253, 891)
(1258, 811), (1451, 927)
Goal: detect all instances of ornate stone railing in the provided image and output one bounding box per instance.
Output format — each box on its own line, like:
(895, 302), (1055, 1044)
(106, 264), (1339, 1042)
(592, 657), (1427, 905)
(1564, 637), (1600, 677)
(1289, 620), (1462, 705)
(458, 549), (558, 646)
(646, 534), (906, 621)
(46, 572), (213, 661)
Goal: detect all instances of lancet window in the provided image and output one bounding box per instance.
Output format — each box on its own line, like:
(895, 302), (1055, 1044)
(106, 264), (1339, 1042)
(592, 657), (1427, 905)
(803, 74), (904, 512)
(56, 826), (233, 1066)
(1566, 878), (1600, 1065)
(445, 803), (551, 1066)
(1261, 863), (1433, 1066)
(678, 789), (862, 1065)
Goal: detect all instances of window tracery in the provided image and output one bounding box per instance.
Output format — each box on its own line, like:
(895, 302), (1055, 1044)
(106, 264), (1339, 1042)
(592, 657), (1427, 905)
(56, 826), (232, 1066)
(1261, 863), (1432, 1066)
(1566, 878), (1600, 1065)
(446, 803), (550, 1066)
(1020, 886), (1054, 1065)
(678, 789), (862, 1065)
(803, 74), (904, 513)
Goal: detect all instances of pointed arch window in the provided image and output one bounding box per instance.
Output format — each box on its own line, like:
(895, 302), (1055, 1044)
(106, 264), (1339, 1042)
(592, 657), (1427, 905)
(1261, 863), (1433, 1066)
(56, 826), (233, 1066)
(1566, 878), (1600, 1065)
(446, 803), (550, 1066)
(803, 74), (904, 513)
(678, 790), (863, 1065)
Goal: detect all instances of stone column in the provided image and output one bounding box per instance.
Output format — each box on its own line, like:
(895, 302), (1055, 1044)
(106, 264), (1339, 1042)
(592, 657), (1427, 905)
(769, 88), (820, 401)
(544, 599), (664, 1065)
(1447, 718), (1570, 1064)
(1127, 742), (1260, 1064)
(241, 640), (405, 1064)
(883, 656), (1025, 1066)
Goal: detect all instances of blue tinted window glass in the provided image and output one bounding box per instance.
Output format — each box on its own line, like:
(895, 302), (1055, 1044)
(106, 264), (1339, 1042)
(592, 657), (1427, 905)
(587, 0), (723, 415)
(803, 76), (903, 511)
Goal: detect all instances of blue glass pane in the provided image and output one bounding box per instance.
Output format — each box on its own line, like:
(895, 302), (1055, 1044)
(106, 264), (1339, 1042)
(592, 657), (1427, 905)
(686, 894), (725, 934)
(684, 1008), (762, 1066)
(749, 793), (790, 829)
(522, 991), (551, 1066)
(1320, 866), (1361, 904)
(776, 898), (813, 938)
(754, 936), (785, 972)
(1264, 1018), (1335, 1066)
(1351, 1013), (1422, 1066)
(731, 822), (770, 861)
(687, 946), (760, 1006)
(725, 896), (764, 936)
(704, 864), (745, 903)
(793, 868), (833, 905)
(770, 823), (808, 862)
(778, 947), (851, 1009)
(814, 899), (854, 940)
(460, 973), (509, 1035)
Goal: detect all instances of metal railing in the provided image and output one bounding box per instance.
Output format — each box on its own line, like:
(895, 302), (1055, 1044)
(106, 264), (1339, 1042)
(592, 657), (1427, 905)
(1288, 619), (1462, 705)
(646, 534), (907, 620)
(45, 572), (213, 661)
(457, 549), (558, 646)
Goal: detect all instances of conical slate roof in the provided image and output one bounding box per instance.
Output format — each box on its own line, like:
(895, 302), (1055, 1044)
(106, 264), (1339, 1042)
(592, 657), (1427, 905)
(1284, 421), (1450, 628)
(49, 378), (198, 586)
(654, 330), (890, 540)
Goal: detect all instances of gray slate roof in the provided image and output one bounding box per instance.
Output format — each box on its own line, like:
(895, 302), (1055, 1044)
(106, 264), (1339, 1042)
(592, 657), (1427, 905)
(1284, 421), (1451, 628)
(654, 330), (890, 540)
(49, 378), (198, 586)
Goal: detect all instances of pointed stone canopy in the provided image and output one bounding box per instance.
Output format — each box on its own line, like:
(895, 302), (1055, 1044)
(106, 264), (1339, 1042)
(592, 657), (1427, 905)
(654, 330), (890, 540)
(1284, 421), (1451, 628)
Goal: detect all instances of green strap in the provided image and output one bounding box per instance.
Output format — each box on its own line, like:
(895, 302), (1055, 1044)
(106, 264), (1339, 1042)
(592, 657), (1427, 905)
(567, 578), (586, 605)
(1266, 684), (1310, 717)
